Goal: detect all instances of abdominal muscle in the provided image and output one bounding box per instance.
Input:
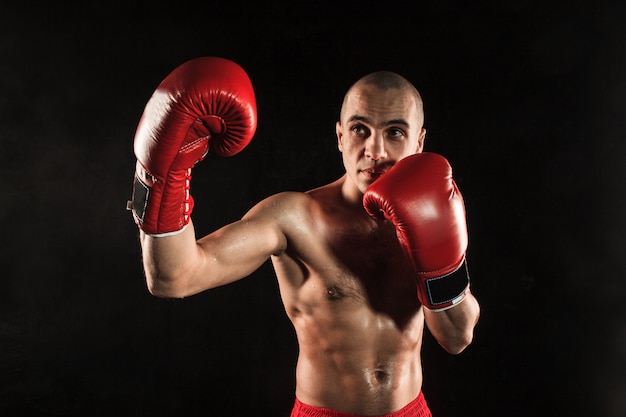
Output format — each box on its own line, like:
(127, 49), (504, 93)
(295, 308), (424, 415)
(276, 262), (425, 415)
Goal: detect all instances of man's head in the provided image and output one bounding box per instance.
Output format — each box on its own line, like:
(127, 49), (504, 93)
(336, 71), (426, 195)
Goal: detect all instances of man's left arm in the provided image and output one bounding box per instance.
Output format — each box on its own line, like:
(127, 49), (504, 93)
(423, 291), (480, 354)
(364, 152), (480, 354)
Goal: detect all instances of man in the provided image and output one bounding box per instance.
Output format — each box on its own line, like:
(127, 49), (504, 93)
(128, 56), (480, 417)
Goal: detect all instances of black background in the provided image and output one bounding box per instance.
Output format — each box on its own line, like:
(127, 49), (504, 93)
(2, 1), (625, 416)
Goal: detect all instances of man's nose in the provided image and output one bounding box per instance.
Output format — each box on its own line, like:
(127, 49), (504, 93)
(364, 132), (387, 160)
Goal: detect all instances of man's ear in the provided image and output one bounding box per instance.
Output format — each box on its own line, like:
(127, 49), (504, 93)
(416, 128), (426, 153)
(336, 121), (344, 152)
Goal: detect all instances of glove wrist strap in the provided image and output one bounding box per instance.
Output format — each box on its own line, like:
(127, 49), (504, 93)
(127, 163), (192, 235)
(421, 258), (470, 311)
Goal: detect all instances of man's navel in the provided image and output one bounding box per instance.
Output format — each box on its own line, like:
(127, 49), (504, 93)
(364, 367), (393, 390)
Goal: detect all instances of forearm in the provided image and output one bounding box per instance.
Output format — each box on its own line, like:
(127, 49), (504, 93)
(139, 220), (206, 298)
(423, 292), (480, 354)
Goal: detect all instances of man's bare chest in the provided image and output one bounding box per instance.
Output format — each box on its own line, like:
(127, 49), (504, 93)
(272, 193), (422, 327)
(304, 215), (420, 320)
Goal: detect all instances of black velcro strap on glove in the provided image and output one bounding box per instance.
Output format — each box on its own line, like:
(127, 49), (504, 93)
(128, 174), (149, 224)
(425, 259), (470, 307)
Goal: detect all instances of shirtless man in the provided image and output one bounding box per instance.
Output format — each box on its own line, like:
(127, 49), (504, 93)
(128, 57), (480, 417)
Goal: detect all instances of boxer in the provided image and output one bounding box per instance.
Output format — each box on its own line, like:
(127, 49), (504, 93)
(128, 57), (480, 416)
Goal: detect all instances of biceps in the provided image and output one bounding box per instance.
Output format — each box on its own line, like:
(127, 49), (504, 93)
(197, 218), (286, 286)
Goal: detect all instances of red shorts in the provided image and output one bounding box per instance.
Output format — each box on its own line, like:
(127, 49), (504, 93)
(290, 391), (432, 417)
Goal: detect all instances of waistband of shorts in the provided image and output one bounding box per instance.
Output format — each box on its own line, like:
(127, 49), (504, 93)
(290, 391), (431, 417)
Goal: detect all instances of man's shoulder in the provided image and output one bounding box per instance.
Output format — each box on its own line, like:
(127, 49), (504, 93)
(244, 179), (345, 231)
(263, 190), (313, 207)
(247, 191), (315, 221)
(260, 178), (342, 209)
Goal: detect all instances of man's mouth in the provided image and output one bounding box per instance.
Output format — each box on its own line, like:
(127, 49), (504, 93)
(361, 168), (387, 181)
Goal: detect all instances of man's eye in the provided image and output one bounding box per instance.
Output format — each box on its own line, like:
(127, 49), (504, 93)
(387, 128), (405, 138)
(351, 125), (367, 135)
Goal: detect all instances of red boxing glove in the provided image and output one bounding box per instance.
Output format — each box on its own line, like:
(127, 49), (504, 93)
(363, 152), (470, 311)
(128, 57), (257, 236)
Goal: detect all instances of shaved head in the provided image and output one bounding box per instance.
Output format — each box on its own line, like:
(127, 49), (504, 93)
(340, 71), (424, 123)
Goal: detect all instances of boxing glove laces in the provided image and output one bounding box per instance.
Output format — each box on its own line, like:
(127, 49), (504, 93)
(127, 57), (257, 236)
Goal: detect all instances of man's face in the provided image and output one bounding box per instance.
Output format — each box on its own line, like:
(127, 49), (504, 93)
(336, 84), (426, 194)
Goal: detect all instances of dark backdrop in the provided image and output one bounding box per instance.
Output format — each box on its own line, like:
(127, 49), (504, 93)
(1, 1), (625, 416)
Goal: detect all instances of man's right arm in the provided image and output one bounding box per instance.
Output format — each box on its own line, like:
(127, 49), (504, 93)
(140, 205), (288, 298)
(127, 57), (267, 298)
